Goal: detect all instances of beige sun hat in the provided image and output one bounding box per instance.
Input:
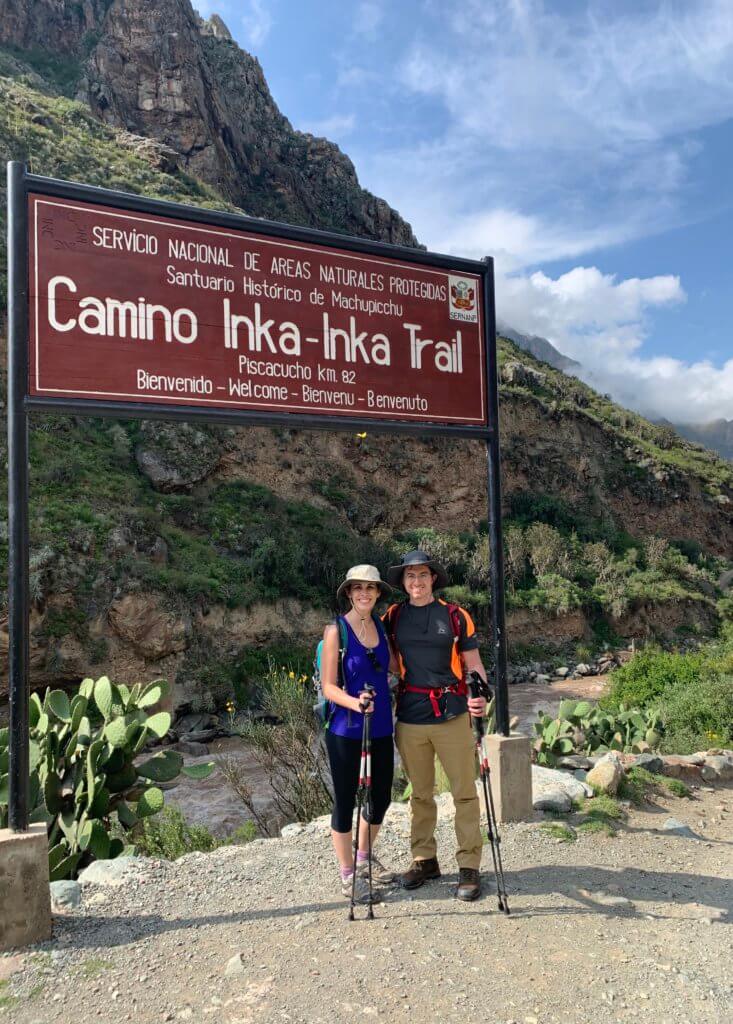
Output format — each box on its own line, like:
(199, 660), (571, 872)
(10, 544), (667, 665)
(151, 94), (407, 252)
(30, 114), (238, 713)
(336, 564), (392, 606)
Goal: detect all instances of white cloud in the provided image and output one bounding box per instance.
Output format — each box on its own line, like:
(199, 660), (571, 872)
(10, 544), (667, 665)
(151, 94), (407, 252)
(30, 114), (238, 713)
(300, 113), (356, 140)
(342, 3), (733, 423)
(403, 0), (733, 152)
(240, 0), (273, 48)
(496, 263), (733, 422)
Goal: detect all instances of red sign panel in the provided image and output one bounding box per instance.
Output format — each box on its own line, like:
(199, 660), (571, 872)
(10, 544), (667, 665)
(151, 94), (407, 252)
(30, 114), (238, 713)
(28, 194), (487, 426)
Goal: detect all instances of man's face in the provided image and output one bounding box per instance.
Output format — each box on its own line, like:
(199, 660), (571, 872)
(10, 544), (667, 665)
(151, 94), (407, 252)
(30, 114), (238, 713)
(403, 565), (436, 603)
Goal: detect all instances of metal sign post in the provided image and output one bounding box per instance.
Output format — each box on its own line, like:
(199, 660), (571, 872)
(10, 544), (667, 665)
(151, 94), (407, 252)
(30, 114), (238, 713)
(7, 162), (31, 831)
(5, 161), (510, 831)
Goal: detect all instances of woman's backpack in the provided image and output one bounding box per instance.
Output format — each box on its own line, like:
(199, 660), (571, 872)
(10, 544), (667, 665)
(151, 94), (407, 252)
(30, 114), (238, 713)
(312, 616), (348, 727)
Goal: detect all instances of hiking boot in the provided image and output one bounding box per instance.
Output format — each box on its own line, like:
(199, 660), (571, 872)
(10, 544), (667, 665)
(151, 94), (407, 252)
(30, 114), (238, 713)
(455, 867), (481, 902)
(356, 852), (397, 885)
(400, 857), (441, 890)
(341, 870), (374, 903)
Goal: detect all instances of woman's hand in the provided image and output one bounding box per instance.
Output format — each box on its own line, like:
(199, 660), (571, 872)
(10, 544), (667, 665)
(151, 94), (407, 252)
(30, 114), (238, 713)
(356, 689), (375, 714)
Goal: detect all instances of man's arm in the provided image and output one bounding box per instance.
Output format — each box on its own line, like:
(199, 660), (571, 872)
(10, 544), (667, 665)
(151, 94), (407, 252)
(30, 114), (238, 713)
(463, 647), (488, 716)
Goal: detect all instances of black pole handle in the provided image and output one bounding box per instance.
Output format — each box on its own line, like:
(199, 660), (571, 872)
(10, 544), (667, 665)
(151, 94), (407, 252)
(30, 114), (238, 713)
(359, 683), (376, 714)
(467, 671), (486, 740)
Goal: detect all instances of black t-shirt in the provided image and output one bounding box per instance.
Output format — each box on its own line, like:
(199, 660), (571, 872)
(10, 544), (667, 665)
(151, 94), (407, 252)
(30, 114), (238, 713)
(390, 600), (479, 725)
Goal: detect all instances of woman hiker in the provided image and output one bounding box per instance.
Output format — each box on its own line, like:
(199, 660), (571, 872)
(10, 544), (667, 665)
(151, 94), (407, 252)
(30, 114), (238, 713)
(320, 564), (397, 901)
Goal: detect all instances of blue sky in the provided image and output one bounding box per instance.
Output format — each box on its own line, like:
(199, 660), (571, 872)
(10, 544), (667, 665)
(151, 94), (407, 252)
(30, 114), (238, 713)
(195, 0), (733, 424)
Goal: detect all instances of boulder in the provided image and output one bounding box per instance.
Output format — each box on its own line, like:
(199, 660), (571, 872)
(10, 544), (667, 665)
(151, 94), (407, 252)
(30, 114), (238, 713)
(50, 880), (82, 910)
(631, 752), (664, 774)
(534, 788), (572, 814)
(174, 739), (210, 756)
(662, 818), (701, 839)
(558, 755), (594, 771)
(575, 663), (592, 676)
(586, 752), (624, 795)
(532, 764), (592, 812)
(556, 667), (570, 678)
(134, 421), (220, 492)
(702, 754), (733, 780)
(500, 361), (547, 388)
(108, 593), (190, 660)
(661, 756), (703, 782)
(78, 856), (148, 887)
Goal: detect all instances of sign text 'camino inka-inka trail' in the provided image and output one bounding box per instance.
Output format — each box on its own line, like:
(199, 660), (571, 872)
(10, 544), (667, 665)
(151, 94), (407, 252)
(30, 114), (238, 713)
(29, 194), (487, 426)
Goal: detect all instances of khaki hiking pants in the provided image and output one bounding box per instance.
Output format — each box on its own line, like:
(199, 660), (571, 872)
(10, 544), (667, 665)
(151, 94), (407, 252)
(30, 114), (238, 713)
(395, 713), (482, 870)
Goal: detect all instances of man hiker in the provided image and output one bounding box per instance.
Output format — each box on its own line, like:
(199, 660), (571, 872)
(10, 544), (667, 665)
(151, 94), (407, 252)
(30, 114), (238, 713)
(383, 550), (489, 901)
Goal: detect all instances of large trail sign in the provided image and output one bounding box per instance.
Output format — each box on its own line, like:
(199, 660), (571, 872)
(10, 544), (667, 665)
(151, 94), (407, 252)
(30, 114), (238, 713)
(6, 164), (509, 833)
(30, 194), (487, 427)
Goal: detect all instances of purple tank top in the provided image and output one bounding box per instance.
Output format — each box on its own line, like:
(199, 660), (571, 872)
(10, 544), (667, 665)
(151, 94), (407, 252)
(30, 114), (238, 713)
(328, 616), (393, 739)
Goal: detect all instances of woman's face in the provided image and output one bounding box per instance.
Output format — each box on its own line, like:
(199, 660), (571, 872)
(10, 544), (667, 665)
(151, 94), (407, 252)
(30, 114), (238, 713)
(348, 581), (379, 615)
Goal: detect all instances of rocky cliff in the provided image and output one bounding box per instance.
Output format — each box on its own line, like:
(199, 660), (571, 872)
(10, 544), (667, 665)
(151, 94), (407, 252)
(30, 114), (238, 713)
(0, 0), (418, 244)
(0, 7), (732, 712)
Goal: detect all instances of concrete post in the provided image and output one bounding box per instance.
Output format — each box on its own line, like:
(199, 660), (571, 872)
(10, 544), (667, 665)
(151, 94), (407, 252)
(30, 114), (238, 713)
(0, 823), (52, 952)
(486, 732), (533, 823)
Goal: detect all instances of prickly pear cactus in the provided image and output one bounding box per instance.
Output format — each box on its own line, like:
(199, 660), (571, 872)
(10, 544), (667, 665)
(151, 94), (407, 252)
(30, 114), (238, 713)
(0, 675), (214, 880)
(532, 699), (664, 765)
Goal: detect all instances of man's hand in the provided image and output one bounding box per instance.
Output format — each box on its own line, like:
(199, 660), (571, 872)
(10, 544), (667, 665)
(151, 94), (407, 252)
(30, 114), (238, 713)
(467, 695), (486, 717)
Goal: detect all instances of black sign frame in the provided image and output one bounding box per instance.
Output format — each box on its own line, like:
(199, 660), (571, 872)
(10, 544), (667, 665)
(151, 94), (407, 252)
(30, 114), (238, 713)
(6, 162), (510, 831)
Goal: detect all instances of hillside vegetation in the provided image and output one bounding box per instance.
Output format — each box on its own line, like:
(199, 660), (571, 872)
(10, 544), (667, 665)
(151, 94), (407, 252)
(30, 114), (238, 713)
(0, 45), (732, 710)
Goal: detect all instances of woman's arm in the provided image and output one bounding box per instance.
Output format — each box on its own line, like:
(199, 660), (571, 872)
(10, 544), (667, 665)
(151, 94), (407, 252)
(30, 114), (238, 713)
(321, 623), (370, 713)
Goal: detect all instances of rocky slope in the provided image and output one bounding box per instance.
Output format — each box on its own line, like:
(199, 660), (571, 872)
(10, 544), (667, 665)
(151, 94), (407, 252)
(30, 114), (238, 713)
(0, 0), (419, 244)
(0, 14), (732, 710)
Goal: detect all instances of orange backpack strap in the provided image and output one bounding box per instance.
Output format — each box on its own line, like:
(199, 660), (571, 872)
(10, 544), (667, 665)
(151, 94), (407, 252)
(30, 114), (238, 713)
(382, 603), (406, 685)
(439, 599), (474, 693)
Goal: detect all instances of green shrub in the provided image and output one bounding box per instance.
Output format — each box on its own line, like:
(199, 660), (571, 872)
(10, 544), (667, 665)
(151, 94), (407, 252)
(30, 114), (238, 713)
(601, 647), (706, 711)
(658, 672), (733, 753)
(134, 807), (256, 859)
(541, 822), (576, 842)
(602, 640), (733, 754)
(661, 778), (692, 798)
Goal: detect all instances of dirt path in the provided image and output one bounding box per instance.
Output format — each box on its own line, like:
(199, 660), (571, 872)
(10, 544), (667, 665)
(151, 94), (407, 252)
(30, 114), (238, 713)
(2, 782), (731, 1024)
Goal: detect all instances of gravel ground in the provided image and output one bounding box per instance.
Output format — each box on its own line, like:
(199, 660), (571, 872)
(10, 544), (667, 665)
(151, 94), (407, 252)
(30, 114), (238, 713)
(2, 783), (731, 1024)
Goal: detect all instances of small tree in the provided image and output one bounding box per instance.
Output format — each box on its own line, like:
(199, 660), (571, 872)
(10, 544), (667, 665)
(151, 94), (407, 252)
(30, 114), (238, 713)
(504, 526), (528, 593)
(220, 663), (332, 835)
(644, 535), (669, 570)
(526, 522), (569, 579)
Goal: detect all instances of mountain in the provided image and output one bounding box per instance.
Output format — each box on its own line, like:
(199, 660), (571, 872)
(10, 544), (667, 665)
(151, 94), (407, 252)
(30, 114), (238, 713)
(497, 323), (579, 373)
(499, 329), (731, 466)
(0, 0), (418, 245)
(0, 2), (731, 709)
(673, 420), (733, 464)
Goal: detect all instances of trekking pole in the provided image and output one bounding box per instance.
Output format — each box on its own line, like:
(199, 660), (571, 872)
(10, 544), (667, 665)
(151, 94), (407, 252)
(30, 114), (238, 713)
(349, 684), (375, 921)
(467, 672), (510, 915)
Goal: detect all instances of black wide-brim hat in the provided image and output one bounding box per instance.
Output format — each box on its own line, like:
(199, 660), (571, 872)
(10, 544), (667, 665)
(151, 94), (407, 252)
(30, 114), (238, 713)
(385, 549), (449, 591)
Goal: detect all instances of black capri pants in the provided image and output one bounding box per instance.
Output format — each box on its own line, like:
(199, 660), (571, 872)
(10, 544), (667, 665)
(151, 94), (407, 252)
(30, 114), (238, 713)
(325, 730), (394, 833)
